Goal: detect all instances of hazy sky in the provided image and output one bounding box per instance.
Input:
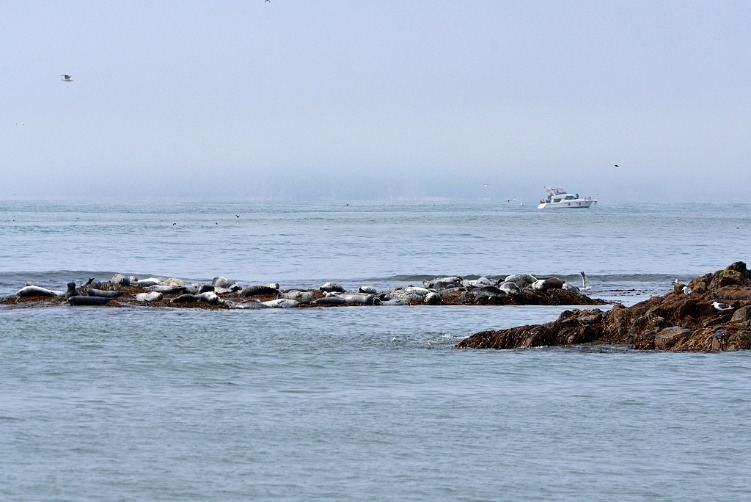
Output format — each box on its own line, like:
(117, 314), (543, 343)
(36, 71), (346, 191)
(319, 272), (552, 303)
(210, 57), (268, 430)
(2, 1), (750, 202)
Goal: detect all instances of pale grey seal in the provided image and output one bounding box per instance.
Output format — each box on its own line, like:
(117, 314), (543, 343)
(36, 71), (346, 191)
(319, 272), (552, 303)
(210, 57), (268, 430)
(338, 293), (377, 305)
(262, 298), (300, 308)
(144, 284), (185, 294)
(504, 274), (537, 288)
(111, 274), (132, 286)
(278, 290), (314, 303)
(87, 288), (123, 298)
(320, 282), (345, 293)
(134, 292), (163, 302)
(424, 276), (462, 290)
(134, 277), (162, 287)
(17, 285), (63, 298)
(498, 281), (521, 295)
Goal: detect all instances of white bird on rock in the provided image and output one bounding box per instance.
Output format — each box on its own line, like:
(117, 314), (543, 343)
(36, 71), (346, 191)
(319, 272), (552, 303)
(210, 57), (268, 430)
(712, 301), (733, 311)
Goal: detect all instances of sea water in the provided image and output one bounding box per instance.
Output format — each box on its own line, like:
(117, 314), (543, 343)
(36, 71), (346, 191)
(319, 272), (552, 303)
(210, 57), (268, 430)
(1, 200), (750, 500)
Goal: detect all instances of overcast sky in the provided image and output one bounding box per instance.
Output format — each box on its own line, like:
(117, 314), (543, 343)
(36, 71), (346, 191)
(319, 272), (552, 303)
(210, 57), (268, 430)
(2, 1), (749, 202)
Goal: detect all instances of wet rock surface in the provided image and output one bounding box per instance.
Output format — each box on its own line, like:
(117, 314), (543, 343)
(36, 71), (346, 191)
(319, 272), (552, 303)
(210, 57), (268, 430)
(457, 262), (751, 352)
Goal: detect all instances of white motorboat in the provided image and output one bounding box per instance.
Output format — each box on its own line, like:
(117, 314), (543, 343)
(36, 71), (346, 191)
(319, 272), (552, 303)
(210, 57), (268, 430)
(537, 187), (596, 209)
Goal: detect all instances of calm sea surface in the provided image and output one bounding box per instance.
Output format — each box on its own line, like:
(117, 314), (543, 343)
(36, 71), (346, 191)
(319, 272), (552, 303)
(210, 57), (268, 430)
(1, 200), (750, 500)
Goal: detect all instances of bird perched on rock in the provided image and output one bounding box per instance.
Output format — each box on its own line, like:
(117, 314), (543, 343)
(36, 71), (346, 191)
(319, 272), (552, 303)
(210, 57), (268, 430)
(673, 280), (688, 294)
(712, 301), (733, 311)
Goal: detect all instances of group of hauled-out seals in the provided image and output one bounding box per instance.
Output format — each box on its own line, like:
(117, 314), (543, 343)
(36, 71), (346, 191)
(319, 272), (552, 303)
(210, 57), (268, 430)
(8, 271), (597, 309)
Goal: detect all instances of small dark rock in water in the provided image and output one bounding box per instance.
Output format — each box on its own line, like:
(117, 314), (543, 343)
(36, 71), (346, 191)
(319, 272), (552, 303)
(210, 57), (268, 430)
(457, 261), (751, 352)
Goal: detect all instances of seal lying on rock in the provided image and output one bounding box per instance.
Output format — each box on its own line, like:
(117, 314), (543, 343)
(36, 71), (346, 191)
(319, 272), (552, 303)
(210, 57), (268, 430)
(320, 282), (345, 293)
(171, 294), (198, 304)
(87, 288), (124, 298)
(424, 276), (462, 290)
(135, 277), (162, 287)
(17, 285), (64, 298)
(498, 281), (521, 295)
(278, 290), (314, 303)
(68, 296), (111, 306)
(504, 274), (537, 288)
(145, 284), (185, 294)
(135, 292), (163, 302)
(241, 284), (279, 297)
(65, 282), (78, 298)
(196, 291), (221, 305)
(263, 298), (299, 308)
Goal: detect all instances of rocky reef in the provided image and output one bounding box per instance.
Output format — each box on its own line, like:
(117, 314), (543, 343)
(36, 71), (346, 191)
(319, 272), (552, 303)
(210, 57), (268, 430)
(457, 262), (751, 352)
(1, 272), (604, 310)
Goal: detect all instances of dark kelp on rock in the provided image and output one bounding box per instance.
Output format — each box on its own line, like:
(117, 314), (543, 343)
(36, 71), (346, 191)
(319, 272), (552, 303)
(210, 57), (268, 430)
(456, 261), (751, 352)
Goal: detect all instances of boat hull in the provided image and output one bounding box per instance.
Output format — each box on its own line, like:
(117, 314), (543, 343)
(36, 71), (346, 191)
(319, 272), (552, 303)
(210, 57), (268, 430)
(537, 200), (595, 209)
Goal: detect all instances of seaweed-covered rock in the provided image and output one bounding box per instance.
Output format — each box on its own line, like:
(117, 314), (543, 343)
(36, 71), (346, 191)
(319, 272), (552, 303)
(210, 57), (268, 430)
(457, 262), (751, 352)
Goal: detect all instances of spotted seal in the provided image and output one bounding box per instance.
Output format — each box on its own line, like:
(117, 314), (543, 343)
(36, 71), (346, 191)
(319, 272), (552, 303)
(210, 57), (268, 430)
(134, 292), (163, 302)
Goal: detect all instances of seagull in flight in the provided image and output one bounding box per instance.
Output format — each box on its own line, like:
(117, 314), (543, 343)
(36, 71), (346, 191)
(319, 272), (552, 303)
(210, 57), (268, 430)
(61, 74), (73, 82)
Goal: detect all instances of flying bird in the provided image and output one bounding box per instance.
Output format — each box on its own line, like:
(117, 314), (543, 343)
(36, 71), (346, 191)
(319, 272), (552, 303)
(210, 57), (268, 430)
(60, 74), (73, 82)
(614, 164), (619, 168)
